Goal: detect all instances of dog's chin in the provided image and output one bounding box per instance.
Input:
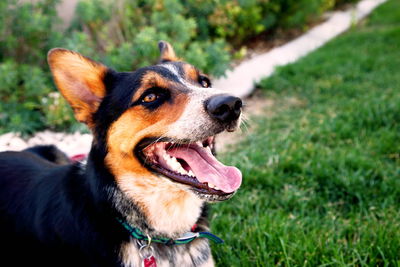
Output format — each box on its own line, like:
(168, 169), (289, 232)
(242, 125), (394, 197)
(192, 190), (236, 202)
(152, 174), (236, 202)
(135, 136), (242, 201)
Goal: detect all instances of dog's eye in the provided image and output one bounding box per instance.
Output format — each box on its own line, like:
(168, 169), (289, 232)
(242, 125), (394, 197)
(135, 87), (170, 109)
(199, 76), (211, 88)
(142, 93), (158, 103)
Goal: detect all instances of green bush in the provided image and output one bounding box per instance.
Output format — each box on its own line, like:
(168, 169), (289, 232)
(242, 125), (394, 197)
(0, 0), (70, 134)
(186, 0), (338, 45)
(0, 0), (359, 134)
(68, 0), (231, 75)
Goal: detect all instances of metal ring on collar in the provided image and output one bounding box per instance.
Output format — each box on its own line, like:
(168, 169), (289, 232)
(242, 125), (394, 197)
(138, 234), (154, 259)
(138, 244), (154, 259)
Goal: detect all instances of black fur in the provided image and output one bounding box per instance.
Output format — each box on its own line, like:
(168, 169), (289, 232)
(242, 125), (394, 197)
(24, 145), (71, 164)
(0, 149), (127, 266)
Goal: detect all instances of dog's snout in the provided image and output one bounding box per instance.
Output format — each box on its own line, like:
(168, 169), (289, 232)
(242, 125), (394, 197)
(206, 95), (242, 123)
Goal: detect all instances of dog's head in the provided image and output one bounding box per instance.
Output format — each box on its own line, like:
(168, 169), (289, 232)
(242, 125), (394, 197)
(48, 42), (242, 234)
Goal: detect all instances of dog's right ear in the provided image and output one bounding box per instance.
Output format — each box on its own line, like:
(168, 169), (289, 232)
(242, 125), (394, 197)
(158, 41), (179, 63)
(47, 48), (108, 127)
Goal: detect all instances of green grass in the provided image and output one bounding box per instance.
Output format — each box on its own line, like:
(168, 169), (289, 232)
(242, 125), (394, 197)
(212, 1), (400, 266)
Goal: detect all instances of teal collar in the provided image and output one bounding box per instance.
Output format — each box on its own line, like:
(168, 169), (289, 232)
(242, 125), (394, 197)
(116, 218), (224, 246)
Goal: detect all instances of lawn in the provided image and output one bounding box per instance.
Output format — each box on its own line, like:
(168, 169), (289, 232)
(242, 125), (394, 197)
(212, 0), (400, 266)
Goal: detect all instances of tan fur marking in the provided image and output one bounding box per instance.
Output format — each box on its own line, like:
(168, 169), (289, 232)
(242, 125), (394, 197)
(47, 49), (107, 127)
(132, 72), (179, 102)
(105, 92), (200, 234)
(183, 64), (199, 82)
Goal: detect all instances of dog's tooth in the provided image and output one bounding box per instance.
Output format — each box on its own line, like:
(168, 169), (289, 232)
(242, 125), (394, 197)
(169, 160), (180, 171)
(175, 164), (183, 172)
(208, 183), (216, 189)
(163, 154), (173, 162)
(166, 156), (182, 172)
(163, 153), (171, 161)
(175, 164), (186, 174)
(165, 159), (175, 168)
(214, 186), (220, 191)
(170, 157), (180, 166)
(162, 153), (192, 176)
(188, 170), (195, 177)
(178, 167), (188, 175)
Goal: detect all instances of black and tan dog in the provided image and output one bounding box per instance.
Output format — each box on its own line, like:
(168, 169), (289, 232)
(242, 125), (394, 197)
(0, 41), (242, 266)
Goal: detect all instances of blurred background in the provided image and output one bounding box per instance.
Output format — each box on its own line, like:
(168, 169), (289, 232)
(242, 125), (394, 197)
(0, 0), (357, 135)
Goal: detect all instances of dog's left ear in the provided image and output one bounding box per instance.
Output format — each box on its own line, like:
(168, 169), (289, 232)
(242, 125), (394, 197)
(158, 41), (179, 62)
(47, 48), (108, 128)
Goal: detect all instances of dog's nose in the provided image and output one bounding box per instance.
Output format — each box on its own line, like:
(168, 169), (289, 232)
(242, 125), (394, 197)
(206, 94), (242, 123)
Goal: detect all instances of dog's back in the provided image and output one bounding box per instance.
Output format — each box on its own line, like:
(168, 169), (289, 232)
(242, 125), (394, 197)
(0, 149), (62, 211)
(0, 146), (69, 217)
(0, 149), (65, 264)
(24, 145), (71, 165)
(0, 149), (124, 266)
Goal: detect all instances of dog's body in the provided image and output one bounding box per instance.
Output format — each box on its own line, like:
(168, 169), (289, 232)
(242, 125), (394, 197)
(0, 42), (242, 266)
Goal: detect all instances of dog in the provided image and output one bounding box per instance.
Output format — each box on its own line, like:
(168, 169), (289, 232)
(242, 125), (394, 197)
(0, 41), (242, 267)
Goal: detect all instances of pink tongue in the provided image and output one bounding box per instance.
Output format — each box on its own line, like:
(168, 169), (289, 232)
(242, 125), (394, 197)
(168, 146), (242, 193)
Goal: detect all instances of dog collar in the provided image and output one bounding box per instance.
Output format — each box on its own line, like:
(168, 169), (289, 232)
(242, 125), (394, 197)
(116, 217), (224, 245)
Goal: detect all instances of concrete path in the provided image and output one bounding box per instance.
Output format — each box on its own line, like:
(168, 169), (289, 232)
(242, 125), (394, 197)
(0, 0), (387, 155)
(0, 131), (92, 157)
(216, 0), (387, 98)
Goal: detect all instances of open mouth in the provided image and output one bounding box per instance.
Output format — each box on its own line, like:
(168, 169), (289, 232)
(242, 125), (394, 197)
(136, 137), (242, 197)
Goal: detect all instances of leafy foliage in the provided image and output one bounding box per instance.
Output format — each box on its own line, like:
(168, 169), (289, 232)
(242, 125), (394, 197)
(187, 0), (339, 45)
(0, 0), (358, 134)
(68, 0), (231, 75)
(0, 0), (66, 134)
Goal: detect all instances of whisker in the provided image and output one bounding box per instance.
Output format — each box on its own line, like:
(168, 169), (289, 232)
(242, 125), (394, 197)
(238, 115), (251, 133)
(241, 120), (250, 132)
(143, 136), (164, 150)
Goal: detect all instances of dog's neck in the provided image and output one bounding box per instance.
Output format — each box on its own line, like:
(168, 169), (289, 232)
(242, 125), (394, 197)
(109, 185), (206, 238)
(107, 177), (204, 238)
(84, 146), (207, 239)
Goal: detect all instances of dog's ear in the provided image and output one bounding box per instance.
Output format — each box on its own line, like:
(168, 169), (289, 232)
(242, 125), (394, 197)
(47, 48), (108, 127)
(158, 41), (179, 62)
